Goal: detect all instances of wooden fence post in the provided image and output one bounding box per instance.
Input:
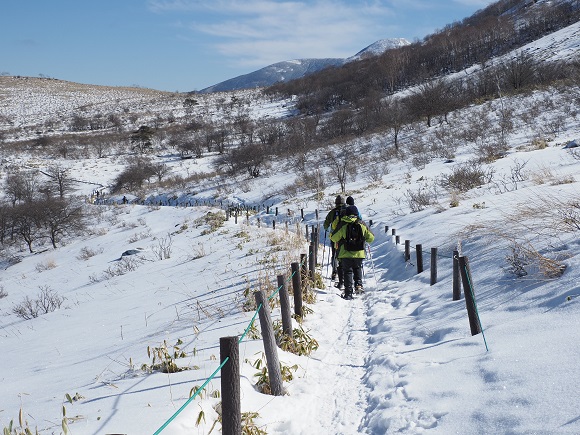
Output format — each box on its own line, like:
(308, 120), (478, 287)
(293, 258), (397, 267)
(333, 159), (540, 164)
(300, 254), (307, 285)
(253, 290), (284, 395)
(272, 220), (276, 230)
(291, 262), (303, 318)
(458, 256), (482, 336)
(385, 225), (389, 233)
(453, 250), (461, 300)
(308, 243), (315, 281)
(416, 244), (423, 274)
(395, 235), (400, 244)
(220, 336), (241, 435)
(430, 247), (438, 286)
(278, 275), (293, 337)
(404, 240), (411, 261)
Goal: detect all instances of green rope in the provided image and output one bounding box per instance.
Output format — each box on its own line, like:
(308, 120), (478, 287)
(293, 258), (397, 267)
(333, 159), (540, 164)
(239, 303), (262, 343)
(152, 357), (229, 435)
(153, 254), (306, 433)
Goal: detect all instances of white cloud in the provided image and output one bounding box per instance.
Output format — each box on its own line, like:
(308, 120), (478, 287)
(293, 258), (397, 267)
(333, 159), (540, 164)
(150, 0), (396, 67)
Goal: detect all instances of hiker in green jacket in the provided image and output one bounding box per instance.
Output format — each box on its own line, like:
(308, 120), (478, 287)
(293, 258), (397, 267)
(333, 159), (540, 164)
(330, 205), (374, 300)
(323, 195), (346, 285)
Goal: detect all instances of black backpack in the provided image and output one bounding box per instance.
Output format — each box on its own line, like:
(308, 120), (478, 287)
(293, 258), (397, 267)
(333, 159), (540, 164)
(344, 220), (365, 251)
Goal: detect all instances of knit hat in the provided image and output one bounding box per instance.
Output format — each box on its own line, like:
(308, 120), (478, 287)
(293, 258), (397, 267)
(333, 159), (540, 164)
(346, 196), (354, 206)
(335, 195), (344, 205)
(345, 205), (359, 216)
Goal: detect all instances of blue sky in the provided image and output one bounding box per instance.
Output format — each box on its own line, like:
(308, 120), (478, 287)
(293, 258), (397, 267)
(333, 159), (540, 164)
(1, 0), (496, 92)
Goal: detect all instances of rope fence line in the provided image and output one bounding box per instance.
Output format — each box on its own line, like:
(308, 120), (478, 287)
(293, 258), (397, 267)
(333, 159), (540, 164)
(90, 196), (488, 431)
(152, 240), (310, 434)
(385, 224), (488, 350)
(97, 196), (485, 432)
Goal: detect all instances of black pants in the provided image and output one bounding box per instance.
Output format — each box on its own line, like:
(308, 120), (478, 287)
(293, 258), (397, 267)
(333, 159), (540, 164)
(341, 257), (363, 295)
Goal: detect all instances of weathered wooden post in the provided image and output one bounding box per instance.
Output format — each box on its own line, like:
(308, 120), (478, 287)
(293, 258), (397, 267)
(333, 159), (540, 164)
(301, 209), (304, 220)
(391, 228), (396, 236)
(234, 210), (238, 224)
(404, 240), (411, 261)
(315, 209), (319, 220)
(369, 219), (373, 227)
(430, 247), (438, 285)
(312, 226), (319, 266)
(305, 224), (309, 240)
(220, 336), (241, 435)
(416, 244), (423, 274)
(291, 262), (303, 318)
(254, 290), (284, 395)
(395, 235), (400, 244)
(278, 275), (293, 337)
(458, 256), (481, 335)
(385, 225), (389, 233)
(300, 253), (307, 285)
(308, 243), (315, 281)
(275, 207), (278, 216)
(257, 217), (261, 228)
(272, 220), (276, 230)
(453, 250), (461, 300)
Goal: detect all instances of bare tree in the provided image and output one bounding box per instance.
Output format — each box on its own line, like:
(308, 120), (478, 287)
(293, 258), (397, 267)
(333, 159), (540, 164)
(326, 143), (359, 193)
(12, 202), (44, 253)
(45, 165), (76, 198)
(39, 198), (86, 249)
(130, 125), (155, 154)
(4, 171), (39, 206)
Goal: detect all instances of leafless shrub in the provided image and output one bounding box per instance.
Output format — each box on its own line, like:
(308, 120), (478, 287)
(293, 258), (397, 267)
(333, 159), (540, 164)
(77, 246), (104, 260)
(103, 256), (143, 279)
(404, 186), (437, 213)
(128, 228), (152, 243)
(531, 165), (575, 186)
(12, 286), (64, 319)
(0, 285), (7, 299)
(569, 148), (580, 161)
(492, 159), (530, 193)
(505, 242), (530, 277)
(439, 161), (489, 193)
(35, 258), (57, 272)
(152, 233), (173, 260)
(504, 241), (566, 278)
(473, 134), (509, 163)
(189, 243), (207, 260)
(542, 114), (567, 136)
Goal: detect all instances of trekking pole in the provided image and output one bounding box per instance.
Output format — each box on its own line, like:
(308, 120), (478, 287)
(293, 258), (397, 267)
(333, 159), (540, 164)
(326, 242), (331, 280)
(366, 243), (378, 288)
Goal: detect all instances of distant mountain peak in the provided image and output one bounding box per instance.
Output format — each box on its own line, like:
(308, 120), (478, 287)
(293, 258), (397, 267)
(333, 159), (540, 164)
(349, 38), (410, 61)
(199, 37), (410, 94)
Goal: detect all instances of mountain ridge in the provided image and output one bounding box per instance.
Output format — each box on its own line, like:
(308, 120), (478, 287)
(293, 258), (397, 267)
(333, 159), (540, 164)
(199, 38), (410, 94)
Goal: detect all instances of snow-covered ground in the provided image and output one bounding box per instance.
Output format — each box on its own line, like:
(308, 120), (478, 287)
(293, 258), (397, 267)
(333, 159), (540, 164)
(1, 17), (580, 435)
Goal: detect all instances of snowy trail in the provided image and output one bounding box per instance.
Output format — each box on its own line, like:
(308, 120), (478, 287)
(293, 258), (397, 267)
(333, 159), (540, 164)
(267, 283), (371, 434)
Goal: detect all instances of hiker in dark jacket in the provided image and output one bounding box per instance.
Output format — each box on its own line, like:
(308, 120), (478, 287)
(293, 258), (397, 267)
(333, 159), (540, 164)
(330, 195), (362, 288)
(330, 205), (374, 300)
(323, 195), (346, 283)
